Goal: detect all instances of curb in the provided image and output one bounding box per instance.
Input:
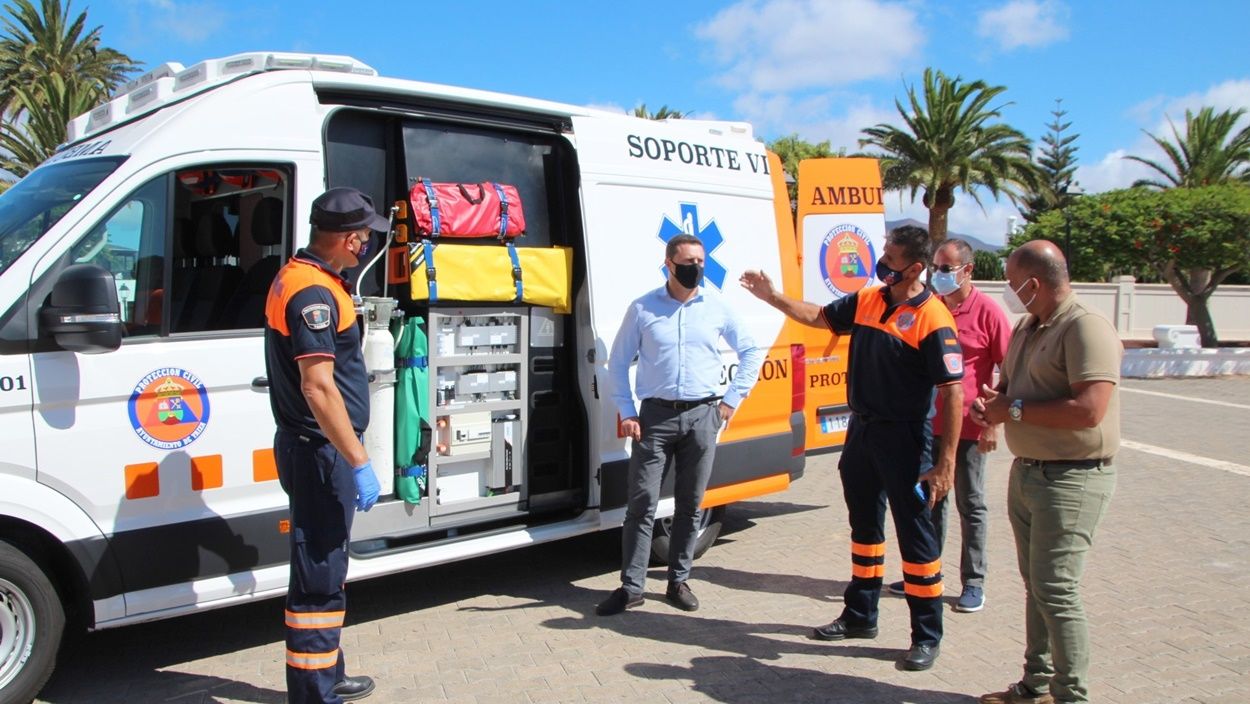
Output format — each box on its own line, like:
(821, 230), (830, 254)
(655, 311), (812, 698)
(1122, 348), (1250, 378)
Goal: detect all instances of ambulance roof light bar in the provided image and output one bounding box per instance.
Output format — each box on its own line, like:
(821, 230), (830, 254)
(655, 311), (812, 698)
(65, 52), (377, 143)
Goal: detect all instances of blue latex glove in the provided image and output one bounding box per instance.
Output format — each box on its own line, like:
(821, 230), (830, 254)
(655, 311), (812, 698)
(353, 461), (380, 512)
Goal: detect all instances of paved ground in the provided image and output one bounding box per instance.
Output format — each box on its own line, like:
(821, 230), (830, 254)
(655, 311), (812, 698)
(37, 377), (1250, 703)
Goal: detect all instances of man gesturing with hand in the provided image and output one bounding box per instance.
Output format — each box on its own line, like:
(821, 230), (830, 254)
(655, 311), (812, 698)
(741, 225), (963, 672)
(265, 187), (388, 703)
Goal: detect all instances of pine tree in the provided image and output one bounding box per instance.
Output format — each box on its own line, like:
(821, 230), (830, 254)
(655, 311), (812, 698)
(1021, 99), (1080, 223)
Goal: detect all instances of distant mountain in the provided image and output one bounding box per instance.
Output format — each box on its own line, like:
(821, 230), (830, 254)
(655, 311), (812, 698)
(885, 218), (1003, 252)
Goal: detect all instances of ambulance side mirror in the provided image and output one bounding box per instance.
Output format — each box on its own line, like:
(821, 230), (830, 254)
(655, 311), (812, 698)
(39, 264), (123, 353)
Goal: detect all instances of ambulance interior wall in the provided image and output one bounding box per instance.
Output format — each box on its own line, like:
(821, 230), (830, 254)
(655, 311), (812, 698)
(325, 107), (587, 513)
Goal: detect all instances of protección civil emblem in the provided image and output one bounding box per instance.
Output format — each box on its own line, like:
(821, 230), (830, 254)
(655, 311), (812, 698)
(818, 224), (876, 297)
(127, 367), (211, 450)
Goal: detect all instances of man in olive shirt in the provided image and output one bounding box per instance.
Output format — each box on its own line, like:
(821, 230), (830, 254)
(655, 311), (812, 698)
(971, 240), (1120, 704)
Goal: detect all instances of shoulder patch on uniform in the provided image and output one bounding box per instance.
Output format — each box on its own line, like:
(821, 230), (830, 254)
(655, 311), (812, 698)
(943, 353), (964, 374)
(301, 303), (332, 331)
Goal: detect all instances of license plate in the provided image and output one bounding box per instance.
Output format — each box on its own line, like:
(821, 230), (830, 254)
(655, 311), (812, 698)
(818, 412), (850, 434)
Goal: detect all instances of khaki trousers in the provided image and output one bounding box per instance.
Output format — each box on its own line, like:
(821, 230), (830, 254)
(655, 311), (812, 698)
(1008, 459), (1115, 703)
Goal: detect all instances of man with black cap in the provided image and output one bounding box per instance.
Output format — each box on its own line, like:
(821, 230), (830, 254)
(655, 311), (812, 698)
(264, 187), (389, 702)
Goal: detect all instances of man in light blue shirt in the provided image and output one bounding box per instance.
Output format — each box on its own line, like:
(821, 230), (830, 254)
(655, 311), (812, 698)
(596, 233), (764, 616)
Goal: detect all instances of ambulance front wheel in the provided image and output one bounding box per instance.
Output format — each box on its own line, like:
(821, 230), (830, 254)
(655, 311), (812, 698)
(650, 506), (725, 565)
(0, 541), (64, 704)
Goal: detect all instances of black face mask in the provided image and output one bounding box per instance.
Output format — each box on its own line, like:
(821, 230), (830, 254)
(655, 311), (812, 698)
(875, 258), (909, 286)
(673, 262), (703, 289)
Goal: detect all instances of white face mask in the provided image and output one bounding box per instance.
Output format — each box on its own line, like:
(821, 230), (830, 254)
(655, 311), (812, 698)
(1003, 278), (1036, 314)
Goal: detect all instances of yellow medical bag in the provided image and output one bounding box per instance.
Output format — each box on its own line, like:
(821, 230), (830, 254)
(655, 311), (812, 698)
(408, 241), (573, 314)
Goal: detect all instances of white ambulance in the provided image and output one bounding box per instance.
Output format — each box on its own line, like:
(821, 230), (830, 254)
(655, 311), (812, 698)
(0, 52), (807, 701)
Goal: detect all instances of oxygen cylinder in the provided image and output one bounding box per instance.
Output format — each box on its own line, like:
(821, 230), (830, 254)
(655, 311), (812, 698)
(361, 296), (399, 498)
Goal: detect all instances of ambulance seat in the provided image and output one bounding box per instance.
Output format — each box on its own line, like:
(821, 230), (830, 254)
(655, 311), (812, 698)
(168, 216), (198, 332)
(175, 210), (243, 332)
(225, 197), (284, 328)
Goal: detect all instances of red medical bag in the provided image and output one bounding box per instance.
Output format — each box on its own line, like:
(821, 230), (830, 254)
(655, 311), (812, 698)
(409, 178), (526, 238)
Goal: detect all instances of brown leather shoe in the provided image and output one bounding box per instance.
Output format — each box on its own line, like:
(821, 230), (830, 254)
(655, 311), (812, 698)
(595, 588), (643, 616)
(979, 682), (1053, 704)
(665, 581), (700, 611)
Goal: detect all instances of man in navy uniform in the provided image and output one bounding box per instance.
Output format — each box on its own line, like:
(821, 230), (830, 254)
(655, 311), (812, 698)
(264, 187), (387, 702)
(742, 225), (964, 671)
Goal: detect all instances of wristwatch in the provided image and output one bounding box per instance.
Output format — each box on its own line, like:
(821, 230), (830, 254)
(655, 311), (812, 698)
(1008, 398), (1024, 422)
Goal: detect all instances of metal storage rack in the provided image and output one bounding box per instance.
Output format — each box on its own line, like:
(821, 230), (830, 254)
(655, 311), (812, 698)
(426, 307), (528, 519)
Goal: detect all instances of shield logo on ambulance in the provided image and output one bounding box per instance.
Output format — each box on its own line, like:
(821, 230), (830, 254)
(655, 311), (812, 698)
(819, 224), (876, 297)
(128, 368), (211, 450)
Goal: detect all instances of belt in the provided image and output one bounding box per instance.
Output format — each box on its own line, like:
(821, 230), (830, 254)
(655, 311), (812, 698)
(851, 412), (920, 425)
(644, 396), (721, 411)
(1018, 457), (1110, 469)
(278, 428), (363, 444)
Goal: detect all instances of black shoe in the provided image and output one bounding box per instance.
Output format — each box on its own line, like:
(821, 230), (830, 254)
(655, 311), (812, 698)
(811, 617), (878, 641)
(333, 675), (376, 701)
(900, 643), (940, 671)
(596, 587), (643, 616)
(665, 581), (700, 612)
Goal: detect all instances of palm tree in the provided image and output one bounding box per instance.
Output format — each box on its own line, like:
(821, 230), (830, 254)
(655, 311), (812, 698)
(1125, 107), (1250, 189)
(0, 72), (98, 177)
(767, 133), (844, 216)
(0, 0), (136, 119)
(859, 68), (1038, 243)
(633, 103), (686, 120)
(0, 0), (136, 185)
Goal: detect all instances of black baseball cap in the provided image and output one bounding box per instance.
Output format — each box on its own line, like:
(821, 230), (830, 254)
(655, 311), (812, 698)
(309, 187), (391, 233)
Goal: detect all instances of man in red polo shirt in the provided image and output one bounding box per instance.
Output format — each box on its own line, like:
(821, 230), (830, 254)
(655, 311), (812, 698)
(889, 239), (1010, 613)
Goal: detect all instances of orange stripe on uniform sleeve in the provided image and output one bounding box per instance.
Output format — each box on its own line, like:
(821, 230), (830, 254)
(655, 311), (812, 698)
(851, 542), (886, 557)
(851, 564), (885, 579)
(904, 582), (944, 598)
(285, 609), (346, 629)
(286, 649), (339, 670)
(902, 559), (941, 577)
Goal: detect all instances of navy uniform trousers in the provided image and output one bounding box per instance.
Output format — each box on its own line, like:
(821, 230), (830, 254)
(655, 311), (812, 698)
(837, 415), (944, 646)
(275, 430), (356, 704)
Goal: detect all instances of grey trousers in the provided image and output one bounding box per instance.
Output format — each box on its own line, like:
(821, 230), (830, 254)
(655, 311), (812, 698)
(931, 438), (989, 589)
(1009, 459), (1115, 704)
(620, 400), (719, 594)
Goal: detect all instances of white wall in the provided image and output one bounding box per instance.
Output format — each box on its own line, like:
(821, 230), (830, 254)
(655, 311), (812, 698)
(975, 278), (1250, 341)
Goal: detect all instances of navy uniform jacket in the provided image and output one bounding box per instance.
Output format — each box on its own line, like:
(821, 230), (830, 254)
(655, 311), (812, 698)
(263, 249), (369, 438)
(822, 285), (964, 422)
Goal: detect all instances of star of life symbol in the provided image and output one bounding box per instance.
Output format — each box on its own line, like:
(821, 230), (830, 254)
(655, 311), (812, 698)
(657, 203), (727, 289)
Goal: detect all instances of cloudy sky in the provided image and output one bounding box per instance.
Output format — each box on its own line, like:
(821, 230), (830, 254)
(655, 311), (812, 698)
(89, 0), (1250, 243)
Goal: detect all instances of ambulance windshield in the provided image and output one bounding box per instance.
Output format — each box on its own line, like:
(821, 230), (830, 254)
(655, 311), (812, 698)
(0, 156), (125, 277)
